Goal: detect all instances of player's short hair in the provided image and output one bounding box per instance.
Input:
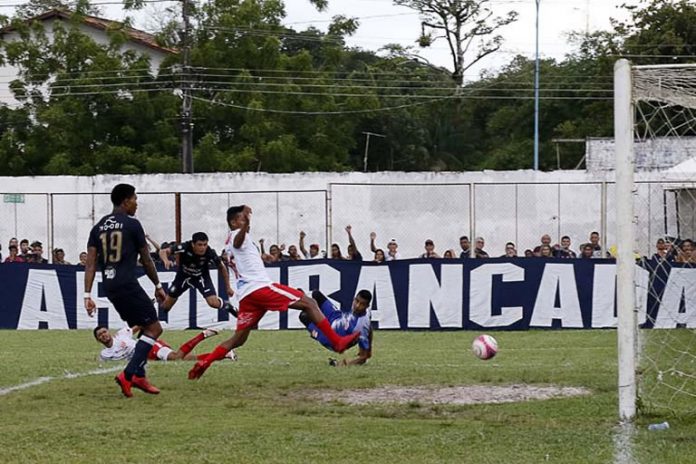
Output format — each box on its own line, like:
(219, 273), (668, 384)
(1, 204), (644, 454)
(192, 232), (208, 243)
(357, 289), (373, 304)
(111, 184), (136, 206)
(93, 325), (107, 339)
(226, 206), (245, 223)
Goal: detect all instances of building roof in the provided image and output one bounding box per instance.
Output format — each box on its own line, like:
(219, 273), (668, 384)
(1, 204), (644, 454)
(1, 9), (177, 55)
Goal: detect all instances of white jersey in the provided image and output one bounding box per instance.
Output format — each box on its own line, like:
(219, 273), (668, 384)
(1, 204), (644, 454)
(227, 228), (273, 299)
(99, 327), (136, 361)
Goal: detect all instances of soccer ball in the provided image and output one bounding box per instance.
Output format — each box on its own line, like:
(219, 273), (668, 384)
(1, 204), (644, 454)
(472, 334), (498, 360)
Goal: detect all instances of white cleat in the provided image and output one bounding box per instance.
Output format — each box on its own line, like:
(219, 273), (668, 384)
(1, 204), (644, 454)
(224, 350), (238, 362)
(202, 328), (219, 339)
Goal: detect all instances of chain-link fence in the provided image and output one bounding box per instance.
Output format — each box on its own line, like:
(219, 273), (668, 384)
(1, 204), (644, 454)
(0, 182), (681, 263)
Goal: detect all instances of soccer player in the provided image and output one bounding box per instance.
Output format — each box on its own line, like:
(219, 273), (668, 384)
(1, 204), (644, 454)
(300, 290), (373, 367)
(188, 205), (360, 380)
(84, 184), (167, 397)
(158, 232), (237, 315)
(93, 326), (237, 362)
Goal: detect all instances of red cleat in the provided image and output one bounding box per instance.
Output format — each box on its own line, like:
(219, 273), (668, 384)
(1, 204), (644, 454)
(131, 376), (160, 395)
(334, 331), (360, 354)
(188, 360), (211, 380)
(114, 371), (133, 398)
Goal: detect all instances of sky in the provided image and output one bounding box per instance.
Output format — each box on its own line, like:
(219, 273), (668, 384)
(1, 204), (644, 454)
(279, 0), (639, 78)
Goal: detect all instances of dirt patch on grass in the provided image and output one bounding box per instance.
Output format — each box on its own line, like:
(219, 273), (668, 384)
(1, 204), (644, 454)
(311, 384), (591, 406)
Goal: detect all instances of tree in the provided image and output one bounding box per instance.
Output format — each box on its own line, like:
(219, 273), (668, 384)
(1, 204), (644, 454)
(393, 0), (517, 85)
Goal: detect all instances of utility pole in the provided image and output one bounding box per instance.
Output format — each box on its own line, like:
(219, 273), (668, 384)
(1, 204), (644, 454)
(533, 0), (541, 171)
(362, 131), (385, 172)
(180, 0), (194, 173)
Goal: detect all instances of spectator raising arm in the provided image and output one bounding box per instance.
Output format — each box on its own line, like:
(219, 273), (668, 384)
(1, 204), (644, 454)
(370, 232), (377, 253)
(299, 231), (309, 258)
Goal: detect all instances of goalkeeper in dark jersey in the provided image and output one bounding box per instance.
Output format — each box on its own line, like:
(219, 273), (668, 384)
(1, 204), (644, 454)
(159, 232), (237, 316)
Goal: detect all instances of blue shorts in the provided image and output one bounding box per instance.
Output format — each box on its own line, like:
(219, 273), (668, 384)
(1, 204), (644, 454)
(307, 299), (344, 351)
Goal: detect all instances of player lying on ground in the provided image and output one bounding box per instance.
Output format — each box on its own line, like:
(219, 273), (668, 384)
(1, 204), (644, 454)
(93, 326), (237, 362)
(84, 183), (167, 397)
(300, 290), (373, 367)
(187, 205), (360, 380)
(159, 232), (237, 316)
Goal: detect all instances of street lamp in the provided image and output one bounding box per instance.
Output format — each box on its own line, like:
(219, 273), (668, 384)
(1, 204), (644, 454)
(362, 131), (386, 172)
(533, 0), (541, 171)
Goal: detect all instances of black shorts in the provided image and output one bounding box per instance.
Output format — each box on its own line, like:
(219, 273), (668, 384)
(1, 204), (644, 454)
(107, 282), (158, 327)
(167, 272), (217, 299)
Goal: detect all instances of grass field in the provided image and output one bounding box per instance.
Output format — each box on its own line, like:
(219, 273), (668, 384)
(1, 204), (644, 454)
(0, 329), (694, 463)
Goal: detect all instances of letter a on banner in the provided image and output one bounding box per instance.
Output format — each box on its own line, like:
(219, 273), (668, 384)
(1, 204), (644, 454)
(653, 268), (696, 328)
(530, 264), (583, 328)
(407, 264), (463, 328)
(17, 269), (70, 329)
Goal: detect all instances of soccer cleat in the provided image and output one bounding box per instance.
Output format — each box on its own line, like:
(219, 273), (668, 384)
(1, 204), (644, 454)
(334, 331), (360, 354)
(114, 371), (133, 398)
(224, 349), (238, 362)
(202, 328), (219, 339)
(222, 302), (238, 318)
(188, 360), (211, 380)
(131, 376), (160, 395)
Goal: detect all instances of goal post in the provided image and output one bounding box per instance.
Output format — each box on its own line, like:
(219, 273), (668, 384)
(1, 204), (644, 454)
(615, 60), (696, 421)
(614, 58), (636, 421)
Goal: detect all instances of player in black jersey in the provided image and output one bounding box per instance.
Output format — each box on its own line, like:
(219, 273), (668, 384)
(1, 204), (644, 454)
(84, 184), (167, 398)
(158, 232), (236, 315)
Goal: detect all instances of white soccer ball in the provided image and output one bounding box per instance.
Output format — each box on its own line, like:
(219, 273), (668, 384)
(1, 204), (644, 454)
(472, 334), (498, 360)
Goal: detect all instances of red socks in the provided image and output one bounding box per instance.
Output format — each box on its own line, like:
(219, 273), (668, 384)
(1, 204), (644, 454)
(178, 332), (206, 355)
(316, 318), (341, 348)
(205, 345), (230, 363)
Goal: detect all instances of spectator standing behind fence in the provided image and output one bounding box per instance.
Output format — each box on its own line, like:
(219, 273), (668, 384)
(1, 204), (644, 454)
(474, 237), (489, 259)
(459, 236), (471, 258)
(287, 245), (303, 261)
(524, 249), (534, 257)
(579, 244), (594, 259)
(370, 232), (401, 261)
(345, 226), (363, 261)
(533, 234), (552, 256)
(419, 239), (440, 258)
(4, 245), (24, 263)
(52, 248), (71, 265)
(539, 244), (554, 258)
(555, 236), (577, 259)
(443, 249), (456, 259)
(19, 239), (30, 259)
(580, 231), (604, 258)
(299, 231), (324, 259)
(330, 243), (344, 260)
(676, 239), (696, 264)
(78, 251), (88, 266)
(373, 249), (385, 262)
(501, 242), (517, 257)
(652, 238), (674, 262)
(27, 241), (48, 264)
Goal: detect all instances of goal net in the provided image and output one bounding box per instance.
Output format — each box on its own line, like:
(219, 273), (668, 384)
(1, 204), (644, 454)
(615, 61), (696, 420)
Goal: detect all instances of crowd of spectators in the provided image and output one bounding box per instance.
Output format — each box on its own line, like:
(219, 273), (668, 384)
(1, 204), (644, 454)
(254, 229), (623, 264)
(3, 229), (694, 267)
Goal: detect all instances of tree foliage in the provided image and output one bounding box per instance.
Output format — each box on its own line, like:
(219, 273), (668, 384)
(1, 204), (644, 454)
(0, 0), (693, 175)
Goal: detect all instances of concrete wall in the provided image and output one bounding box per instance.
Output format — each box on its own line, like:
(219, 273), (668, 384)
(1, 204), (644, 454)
(1, 169), (689, 263)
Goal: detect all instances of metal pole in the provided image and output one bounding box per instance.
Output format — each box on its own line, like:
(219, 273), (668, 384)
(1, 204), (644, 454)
(175, 193), (182, 243)
(362, 131), (385, 172)
(181, 0), (194, 174)
(534, 0), (541, 170)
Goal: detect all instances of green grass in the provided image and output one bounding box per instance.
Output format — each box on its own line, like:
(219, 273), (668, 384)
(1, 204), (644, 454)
(0, 329), (694, 463)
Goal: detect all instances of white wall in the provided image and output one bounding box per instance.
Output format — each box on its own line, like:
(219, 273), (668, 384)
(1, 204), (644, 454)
(0, 169), (685, 263)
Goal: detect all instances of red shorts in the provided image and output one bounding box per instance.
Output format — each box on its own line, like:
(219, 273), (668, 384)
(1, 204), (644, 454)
(147, 339), (172, 360)
(236, 284), (304, 331)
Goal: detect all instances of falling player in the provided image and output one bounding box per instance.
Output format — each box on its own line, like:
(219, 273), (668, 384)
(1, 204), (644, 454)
(93, 326), (237, 362)
(300, 290), (373, 366)
(84, 183), (166, 397)
(188, 205), (360, 380)
(158, 232), (237, 316)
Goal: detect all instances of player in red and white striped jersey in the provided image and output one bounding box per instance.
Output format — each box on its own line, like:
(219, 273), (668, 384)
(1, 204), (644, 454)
(188, 205), (359, 380)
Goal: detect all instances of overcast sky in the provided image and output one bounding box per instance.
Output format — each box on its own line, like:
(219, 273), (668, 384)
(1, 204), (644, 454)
(88, 0), (639, 78)
(280, 0), (638, 77)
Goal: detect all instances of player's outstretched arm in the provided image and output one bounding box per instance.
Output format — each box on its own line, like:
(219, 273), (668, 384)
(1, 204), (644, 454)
(83, 247), (99, 317)
(232, 209), (250, 249)
(159, 246), (173, 269)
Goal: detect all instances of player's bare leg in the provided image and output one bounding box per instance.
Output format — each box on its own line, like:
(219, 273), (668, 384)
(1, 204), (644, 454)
(205, 295), (238, 317)
(289, 295), (360, 354)
(167, 328), (219, 360)
(188, 328), (251, 379)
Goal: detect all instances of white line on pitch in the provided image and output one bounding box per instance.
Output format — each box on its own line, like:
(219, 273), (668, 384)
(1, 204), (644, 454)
(0, 366), (123, 397)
